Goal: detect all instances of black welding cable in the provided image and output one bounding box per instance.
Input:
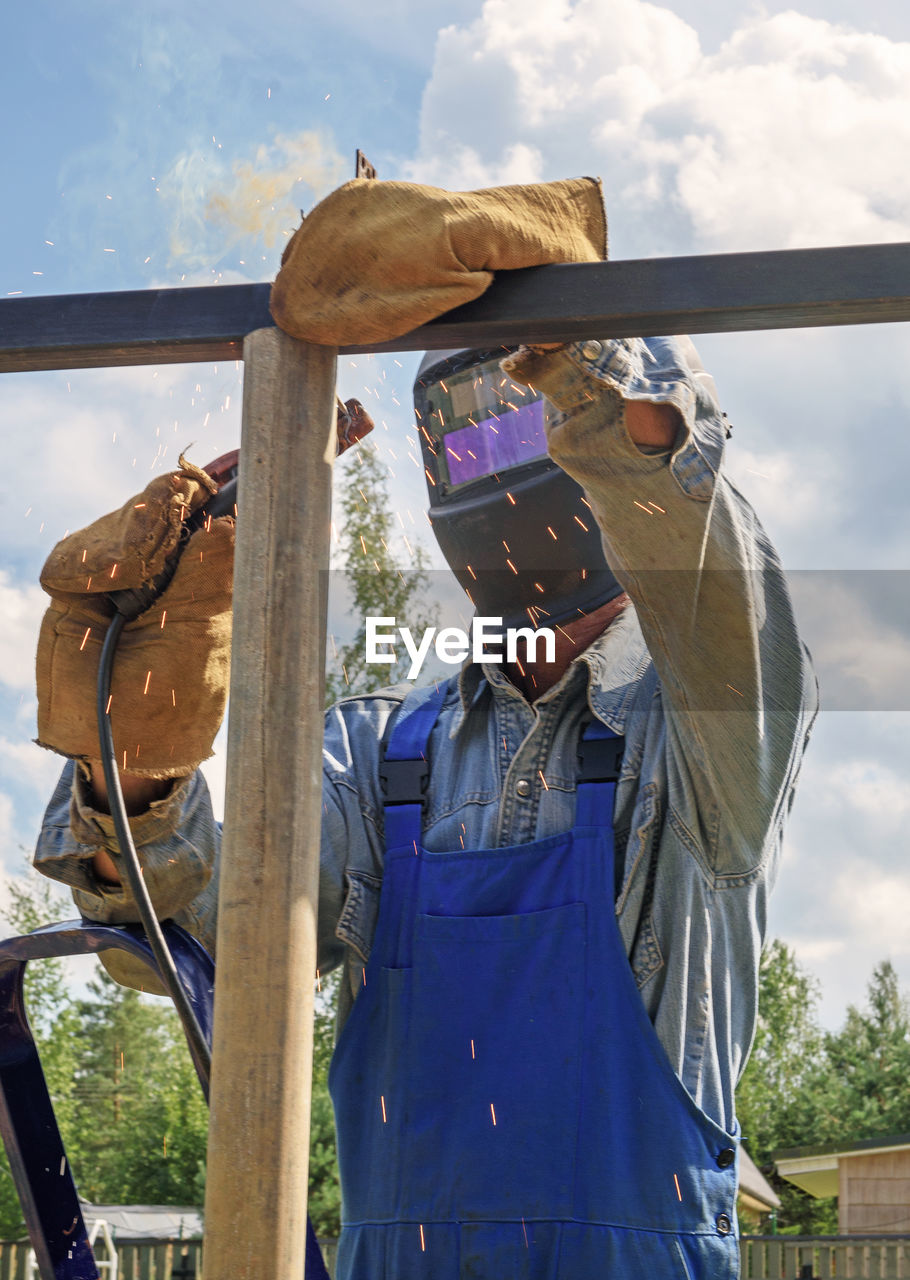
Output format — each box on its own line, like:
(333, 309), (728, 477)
(96, 611), (213, 1094)
(93, 471), (237, 1099)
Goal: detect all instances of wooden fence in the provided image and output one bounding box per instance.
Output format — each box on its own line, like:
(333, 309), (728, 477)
(741, 1235), (910, 1279)
(5, 1234), (910, 1278)
(0, 1238), (336, 1279)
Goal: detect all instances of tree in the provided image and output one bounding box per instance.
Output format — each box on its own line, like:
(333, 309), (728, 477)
(0, 866), (79, 1235)
(736, 939), (837, 1234)
(64, 967), (208, 1205)
(819, 961), (910, 1145)
(736, 945), (910, 1236)
(307, 970), (343, 1237)
(325, 441), (432, 704)
(0, 864), (208, 1227)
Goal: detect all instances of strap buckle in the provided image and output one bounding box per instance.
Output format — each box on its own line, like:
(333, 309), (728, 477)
(577, 735), (624, 783)
(379, 758), (430, 806)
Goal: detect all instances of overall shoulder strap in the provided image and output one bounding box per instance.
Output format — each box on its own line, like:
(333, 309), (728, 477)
(575, 719), (625, 828)
(379, 682), (449, 847)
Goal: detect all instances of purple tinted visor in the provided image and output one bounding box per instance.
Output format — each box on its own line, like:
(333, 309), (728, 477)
(443, 399), (547, 485)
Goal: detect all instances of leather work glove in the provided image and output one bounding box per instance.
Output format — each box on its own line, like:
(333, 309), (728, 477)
(36, 456), (234, 779)
(270, 176), (607, 346)
(36, 399), (374, 781)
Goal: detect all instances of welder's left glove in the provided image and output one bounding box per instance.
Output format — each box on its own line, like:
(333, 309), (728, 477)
(35, 456), (234, 780)
(270, 176), (607, 345)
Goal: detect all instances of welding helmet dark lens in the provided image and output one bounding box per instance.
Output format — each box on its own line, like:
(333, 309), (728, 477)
(415, 348), (623, 630)
(421, 355), (551, 488)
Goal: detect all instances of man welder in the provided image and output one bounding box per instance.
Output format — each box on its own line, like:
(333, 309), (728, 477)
(34, 178), (817, 1279)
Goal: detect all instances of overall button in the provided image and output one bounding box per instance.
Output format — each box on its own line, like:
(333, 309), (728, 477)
(715, 1213), (733, 1235)
(717, 1147), (736, 1169)
(580, 339), (603, 361)
(515, 779), (532, 798)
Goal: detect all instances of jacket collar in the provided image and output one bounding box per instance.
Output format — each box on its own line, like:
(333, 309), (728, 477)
(452, 604), (649, 739)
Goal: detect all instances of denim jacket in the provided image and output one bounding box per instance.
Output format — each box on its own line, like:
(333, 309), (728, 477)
(35, 335), (818, 1135)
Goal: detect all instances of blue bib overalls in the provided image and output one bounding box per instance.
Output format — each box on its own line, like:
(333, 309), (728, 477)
(329, 683), (740, 1278)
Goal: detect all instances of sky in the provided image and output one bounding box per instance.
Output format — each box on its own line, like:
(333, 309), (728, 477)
(2, 0), (910, 1031)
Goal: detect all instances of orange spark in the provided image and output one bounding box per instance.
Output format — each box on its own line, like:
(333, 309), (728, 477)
(143, 671), (152, 695)
(490, 1103), (497, 1126)
(674, 1173), (682, 1201)
(79, 627), (91, 652)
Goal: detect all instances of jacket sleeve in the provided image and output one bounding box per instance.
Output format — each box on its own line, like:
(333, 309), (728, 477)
(34, 761), (221, 951)
(504, 336), (818, 877)
(34, 690), (403, 994)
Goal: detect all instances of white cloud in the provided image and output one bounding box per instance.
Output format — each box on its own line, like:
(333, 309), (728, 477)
(409, 1), (910, 256)
(0, 573), (47, 691)
(785, 575), (910, 712)
(0, 793), (14, 853)
(200, 724), (227, 824)
(0, 737), (62, 798)
(767, 714), (910, 1026)
(0, 363), (246, 576)
(831, 861), (910, 954)
(724, 445), (835, 538)
(813, 757), (910, 830)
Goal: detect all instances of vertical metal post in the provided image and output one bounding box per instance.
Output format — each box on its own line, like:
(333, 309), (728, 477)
(203, 327), (337, 1278)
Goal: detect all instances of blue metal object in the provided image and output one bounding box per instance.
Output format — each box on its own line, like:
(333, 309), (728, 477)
(0, 920), (213, 1280)
(0, 920), (329, 1280)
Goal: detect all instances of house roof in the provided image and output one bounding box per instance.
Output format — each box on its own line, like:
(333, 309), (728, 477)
(79, 1202), (203, 1240)
(739, 1146), (781, 1213)
(774, 1133), (910, 1199)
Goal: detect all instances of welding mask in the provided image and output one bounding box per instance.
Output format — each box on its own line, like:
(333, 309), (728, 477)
(414, 348), (623, 630)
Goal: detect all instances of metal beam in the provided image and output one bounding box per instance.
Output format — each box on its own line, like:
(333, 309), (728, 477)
(2, 241), (910, 373)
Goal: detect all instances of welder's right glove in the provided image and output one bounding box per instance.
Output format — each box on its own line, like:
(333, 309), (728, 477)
(35, 458), (235, 780)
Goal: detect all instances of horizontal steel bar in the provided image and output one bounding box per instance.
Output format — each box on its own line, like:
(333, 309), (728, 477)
(2, 242), (910, 373)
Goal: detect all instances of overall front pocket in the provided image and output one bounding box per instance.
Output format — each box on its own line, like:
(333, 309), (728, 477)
(404, 902), (587, 1222)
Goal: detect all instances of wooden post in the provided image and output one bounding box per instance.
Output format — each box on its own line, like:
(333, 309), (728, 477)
(202, 327), (337, 1278)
